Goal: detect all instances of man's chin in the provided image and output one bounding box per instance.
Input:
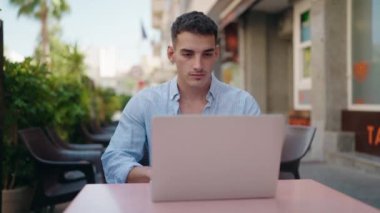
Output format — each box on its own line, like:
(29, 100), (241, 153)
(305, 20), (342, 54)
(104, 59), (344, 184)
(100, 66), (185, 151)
(187, 79), (210, 89)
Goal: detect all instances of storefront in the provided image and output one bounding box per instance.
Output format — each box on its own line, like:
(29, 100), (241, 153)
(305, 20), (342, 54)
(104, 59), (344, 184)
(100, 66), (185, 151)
(209, 0), (293, 117)
(342, 0), (380, 157)
(208, 0), (380, 163)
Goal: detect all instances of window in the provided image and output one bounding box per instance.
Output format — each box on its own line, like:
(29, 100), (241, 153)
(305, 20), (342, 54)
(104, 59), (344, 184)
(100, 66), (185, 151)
(348, 0), (380, 110)
(294, 0), (312, 110)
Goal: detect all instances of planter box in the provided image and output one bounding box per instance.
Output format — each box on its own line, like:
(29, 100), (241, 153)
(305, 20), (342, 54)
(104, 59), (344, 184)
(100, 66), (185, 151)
(2, 186), (33, 213)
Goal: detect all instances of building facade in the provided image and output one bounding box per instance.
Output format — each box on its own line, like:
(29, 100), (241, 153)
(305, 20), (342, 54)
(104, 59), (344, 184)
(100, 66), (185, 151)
(151, 0), (380, 171)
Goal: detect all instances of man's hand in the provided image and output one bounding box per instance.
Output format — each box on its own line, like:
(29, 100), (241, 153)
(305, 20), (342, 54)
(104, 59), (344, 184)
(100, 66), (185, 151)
(126, 166), (151, 183)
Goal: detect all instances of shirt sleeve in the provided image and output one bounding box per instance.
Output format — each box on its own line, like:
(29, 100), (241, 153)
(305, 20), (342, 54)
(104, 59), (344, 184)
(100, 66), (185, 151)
(243, 93), (261, 115)
(101, 94), (147, 183)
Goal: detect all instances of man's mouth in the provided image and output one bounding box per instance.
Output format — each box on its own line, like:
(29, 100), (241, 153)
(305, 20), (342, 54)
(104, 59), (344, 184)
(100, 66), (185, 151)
(189, 73), (206, 77)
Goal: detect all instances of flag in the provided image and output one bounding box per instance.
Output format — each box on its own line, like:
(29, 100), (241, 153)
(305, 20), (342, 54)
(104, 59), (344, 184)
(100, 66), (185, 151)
(141, 21), (147, 40)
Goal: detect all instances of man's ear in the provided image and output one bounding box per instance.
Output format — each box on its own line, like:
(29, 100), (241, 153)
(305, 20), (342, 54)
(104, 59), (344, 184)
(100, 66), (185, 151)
(167, 45), (175, 63)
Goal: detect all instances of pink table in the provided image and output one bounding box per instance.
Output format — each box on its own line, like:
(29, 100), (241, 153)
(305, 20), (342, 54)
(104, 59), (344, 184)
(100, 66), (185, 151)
(65, 179), (379, 213)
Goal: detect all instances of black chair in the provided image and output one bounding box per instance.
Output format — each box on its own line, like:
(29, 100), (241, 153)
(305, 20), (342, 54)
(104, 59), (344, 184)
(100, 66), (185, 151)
(18, 127), (98, 211)
(80, 123), (113, 147)
(88, 119), (117, 134)
(280, 125), (316, 179)
(45, 126), (104, 152)
(44, 126), (105, 183)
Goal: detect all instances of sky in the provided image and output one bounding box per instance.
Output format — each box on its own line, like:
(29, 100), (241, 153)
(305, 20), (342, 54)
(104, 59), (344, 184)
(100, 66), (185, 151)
(0, 0), (157, 70)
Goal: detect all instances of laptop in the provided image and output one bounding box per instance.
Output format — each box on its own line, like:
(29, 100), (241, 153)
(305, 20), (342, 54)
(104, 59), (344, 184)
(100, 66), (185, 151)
(150, 115), (285, 202)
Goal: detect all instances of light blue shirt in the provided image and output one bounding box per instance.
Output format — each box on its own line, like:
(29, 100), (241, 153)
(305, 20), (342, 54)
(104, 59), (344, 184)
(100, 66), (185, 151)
(101, 74), (261, 183)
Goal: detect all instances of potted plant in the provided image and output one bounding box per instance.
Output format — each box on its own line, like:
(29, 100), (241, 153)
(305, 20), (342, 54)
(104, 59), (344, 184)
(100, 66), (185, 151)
(2, 140), (34, 213)
(2, 58), (53, 212)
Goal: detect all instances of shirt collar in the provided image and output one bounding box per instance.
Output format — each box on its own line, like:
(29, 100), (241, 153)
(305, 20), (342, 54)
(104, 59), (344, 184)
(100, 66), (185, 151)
(169, 76), (180, 101)
(208, 73), (220, 101)
(169, 73), (220, 102)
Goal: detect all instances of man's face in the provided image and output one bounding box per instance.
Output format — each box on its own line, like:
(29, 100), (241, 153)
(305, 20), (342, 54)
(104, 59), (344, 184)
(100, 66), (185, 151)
(167, 32), (219, 90)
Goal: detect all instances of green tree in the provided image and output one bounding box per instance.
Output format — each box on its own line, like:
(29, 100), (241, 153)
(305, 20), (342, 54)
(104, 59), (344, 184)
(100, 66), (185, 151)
(9, 0), (70, 64)
(49, 26), (85, 79)
(46, 30), (93, 142)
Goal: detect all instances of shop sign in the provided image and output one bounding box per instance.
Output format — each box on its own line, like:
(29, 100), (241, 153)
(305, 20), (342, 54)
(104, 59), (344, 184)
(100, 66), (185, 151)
(366, 125), (380, 146)
(342, 110), (380, 156)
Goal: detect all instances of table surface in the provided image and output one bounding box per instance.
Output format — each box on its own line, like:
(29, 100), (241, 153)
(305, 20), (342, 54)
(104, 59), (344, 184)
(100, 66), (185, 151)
(65, 179), (379, 213)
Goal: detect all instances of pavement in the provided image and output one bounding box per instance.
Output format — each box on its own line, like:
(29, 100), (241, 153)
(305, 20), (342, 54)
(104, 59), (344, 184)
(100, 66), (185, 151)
(300, 161), (380, 209)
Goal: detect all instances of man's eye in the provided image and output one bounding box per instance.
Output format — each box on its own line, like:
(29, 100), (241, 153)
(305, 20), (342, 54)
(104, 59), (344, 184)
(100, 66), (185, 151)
(182, 53), (192, 57)
(203, 53), (213, 57)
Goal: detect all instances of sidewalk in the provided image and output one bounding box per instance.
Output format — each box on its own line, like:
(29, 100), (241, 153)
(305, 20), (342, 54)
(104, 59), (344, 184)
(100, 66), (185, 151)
(300, 161), (380, 209)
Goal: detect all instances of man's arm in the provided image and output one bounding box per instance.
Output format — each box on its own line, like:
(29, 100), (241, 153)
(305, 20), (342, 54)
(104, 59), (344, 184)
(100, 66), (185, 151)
(244, 93), (261, 115)
(101, 95), (148, 183)
(127, 166), (151, 183)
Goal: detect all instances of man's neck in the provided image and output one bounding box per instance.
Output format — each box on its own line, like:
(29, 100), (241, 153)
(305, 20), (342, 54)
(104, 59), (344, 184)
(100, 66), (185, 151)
(177, 79), (211, 114)
(177, 81), (210, 101)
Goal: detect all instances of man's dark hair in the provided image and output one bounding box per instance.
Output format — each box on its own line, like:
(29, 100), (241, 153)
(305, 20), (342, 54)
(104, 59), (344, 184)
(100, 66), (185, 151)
(171, 11), (218, 45)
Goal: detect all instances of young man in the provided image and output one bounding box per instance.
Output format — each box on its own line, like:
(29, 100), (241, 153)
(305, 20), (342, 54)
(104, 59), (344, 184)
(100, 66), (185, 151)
(101, 11), (260, 183)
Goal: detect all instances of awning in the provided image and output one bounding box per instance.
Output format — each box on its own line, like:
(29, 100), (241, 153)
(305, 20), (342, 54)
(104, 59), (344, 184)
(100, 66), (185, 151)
(208, 0), (259, 29)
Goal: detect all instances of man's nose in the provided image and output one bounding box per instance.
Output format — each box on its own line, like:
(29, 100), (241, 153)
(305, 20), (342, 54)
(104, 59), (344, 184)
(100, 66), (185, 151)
(193, 55), (202, 71)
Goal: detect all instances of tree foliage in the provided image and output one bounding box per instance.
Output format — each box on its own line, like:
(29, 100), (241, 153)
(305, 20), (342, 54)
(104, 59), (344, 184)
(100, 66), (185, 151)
(9, 0), (70, 64)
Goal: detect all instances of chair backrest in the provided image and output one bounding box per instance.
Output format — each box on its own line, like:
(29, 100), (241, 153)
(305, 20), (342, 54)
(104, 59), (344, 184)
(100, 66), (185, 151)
(18, 127), (63, 161)
(88, 119), (102, 134)
(281, 125), (316, 162)
(44, 126), (69, 149)
(80, 123), (92, 144)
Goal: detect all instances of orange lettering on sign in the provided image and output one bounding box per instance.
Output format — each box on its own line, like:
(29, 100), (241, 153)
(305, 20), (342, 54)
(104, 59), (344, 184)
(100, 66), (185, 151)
(376, 128), (380, 146)
(367, 125), (374, 145)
